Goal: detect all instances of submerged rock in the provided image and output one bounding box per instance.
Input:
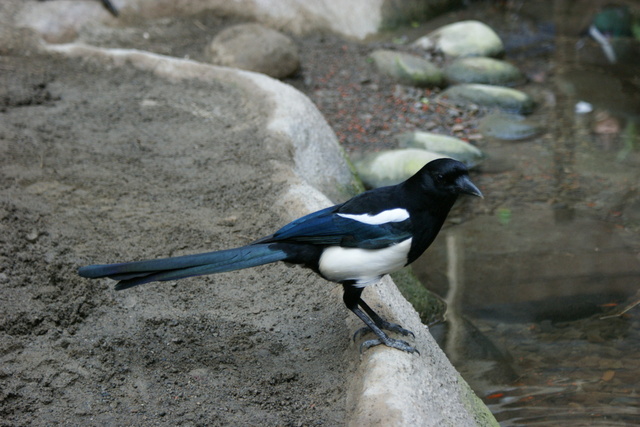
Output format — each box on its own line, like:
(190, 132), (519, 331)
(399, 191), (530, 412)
(397, 132), (484, 166)
(355, 149), (445, 188)
(445, 57), (525, 86)
(479, 113), (544, 140)
(413, 20), (504, 58)
(369, 49), (443, 87)
(438, 83), (534, 114)
(205, 23), (300, 79)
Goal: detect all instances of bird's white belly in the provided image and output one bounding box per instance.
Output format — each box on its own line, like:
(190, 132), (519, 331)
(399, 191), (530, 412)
(318, 238), (412, 287)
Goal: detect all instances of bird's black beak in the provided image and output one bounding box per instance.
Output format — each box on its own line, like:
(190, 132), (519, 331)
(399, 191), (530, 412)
(457, 175), (483, 198)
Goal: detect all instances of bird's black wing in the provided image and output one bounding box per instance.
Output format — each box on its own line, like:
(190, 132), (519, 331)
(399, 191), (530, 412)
(257, 198), (413, 249)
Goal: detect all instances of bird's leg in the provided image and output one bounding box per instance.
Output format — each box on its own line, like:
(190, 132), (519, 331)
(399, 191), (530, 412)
(343, 285), (418, 354)
(355, 298), (415, 339)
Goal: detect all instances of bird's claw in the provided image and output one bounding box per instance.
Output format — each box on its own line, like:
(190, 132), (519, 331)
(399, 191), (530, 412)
(386, 322), (415, 338)
(359, 338), (419, 355)
(352, 327), (369, 342)
(352, 322), (415, 341)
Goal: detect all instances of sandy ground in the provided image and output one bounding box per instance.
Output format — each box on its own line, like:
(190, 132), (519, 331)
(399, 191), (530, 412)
(0, 3), (538, 425)
(1, 47), (357, 424)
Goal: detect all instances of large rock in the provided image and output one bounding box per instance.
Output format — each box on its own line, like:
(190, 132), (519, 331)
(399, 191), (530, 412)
(438, 83), (534, 114)
(15, 0), (457, 41)
(14, 0), (116, 43)
(355, 149), (446, 188)
(397, 131), (484, 166)
(413, 20), (504, 58)
(445, 57), (525, 86)
(369, 49), (443, 87)
(479, 113), (544, 141)
(205, 23), (300, 78)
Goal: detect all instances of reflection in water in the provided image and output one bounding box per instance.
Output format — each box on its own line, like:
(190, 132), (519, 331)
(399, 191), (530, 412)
(416, 209), (639, 424)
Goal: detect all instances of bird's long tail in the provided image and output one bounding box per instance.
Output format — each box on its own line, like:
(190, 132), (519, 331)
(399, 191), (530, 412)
(78, 243), (289, 290)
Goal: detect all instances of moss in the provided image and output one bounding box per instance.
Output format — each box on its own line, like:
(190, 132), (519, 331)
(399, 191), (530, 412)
(391, 267), (447, 325)
(457, 372), (501, 426)
(335, 148), (365, 200)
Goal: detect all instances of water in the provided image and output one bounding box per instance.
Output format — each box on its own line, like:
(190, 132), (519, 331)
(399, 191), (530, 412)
(410, 1), (640, 425)
(416, 209), (640, 425)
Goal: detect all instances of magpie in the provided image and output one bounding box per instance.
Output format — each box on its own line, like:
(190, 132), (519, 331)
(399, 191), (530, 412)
(78, 158), (482, 353)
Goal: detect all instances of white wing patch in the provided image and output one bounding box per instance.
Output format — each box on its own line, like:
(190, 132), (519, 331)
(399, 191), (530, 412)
(319, 238), (412, 287)
(337, 208), (409, 225)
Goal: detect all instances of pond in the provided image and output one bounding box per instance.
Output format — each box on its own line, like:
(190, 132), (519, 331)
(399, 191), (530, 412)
(409, 1), (640, 425)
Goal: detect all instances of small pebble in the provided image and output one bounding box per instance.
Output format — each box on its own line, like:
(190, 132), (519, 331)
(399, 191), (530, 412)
(26, 231), (40, 242)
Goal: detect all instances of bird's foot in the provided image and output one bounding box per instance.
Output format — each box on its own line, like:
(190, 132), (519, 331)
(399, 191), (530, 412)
(353, 320), (414, 341)
(360, 337), (419, 354)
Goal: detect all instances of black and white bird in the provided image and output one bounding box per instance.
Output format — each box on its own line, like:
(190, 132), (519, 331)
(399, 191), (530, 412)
(78, 158), (482, 353)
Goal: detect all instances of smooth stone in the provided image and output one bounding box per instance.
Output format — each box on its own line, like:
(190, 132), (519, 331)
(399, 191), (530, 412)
(479, 113), (544, 140)
(355, 149), (446, 188)
(444, 57), (525, 86)
(205, 23), (300, 79)
(438, 83), (534, 114)
(413, 20), (504, 58)
(369, 49), (443, 87)
(396, 132), (484, 166)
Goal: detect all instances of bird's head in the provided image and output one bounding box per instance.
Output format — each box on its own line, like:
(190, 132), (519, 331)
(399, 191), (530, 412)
(412, 158), (483, 199)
